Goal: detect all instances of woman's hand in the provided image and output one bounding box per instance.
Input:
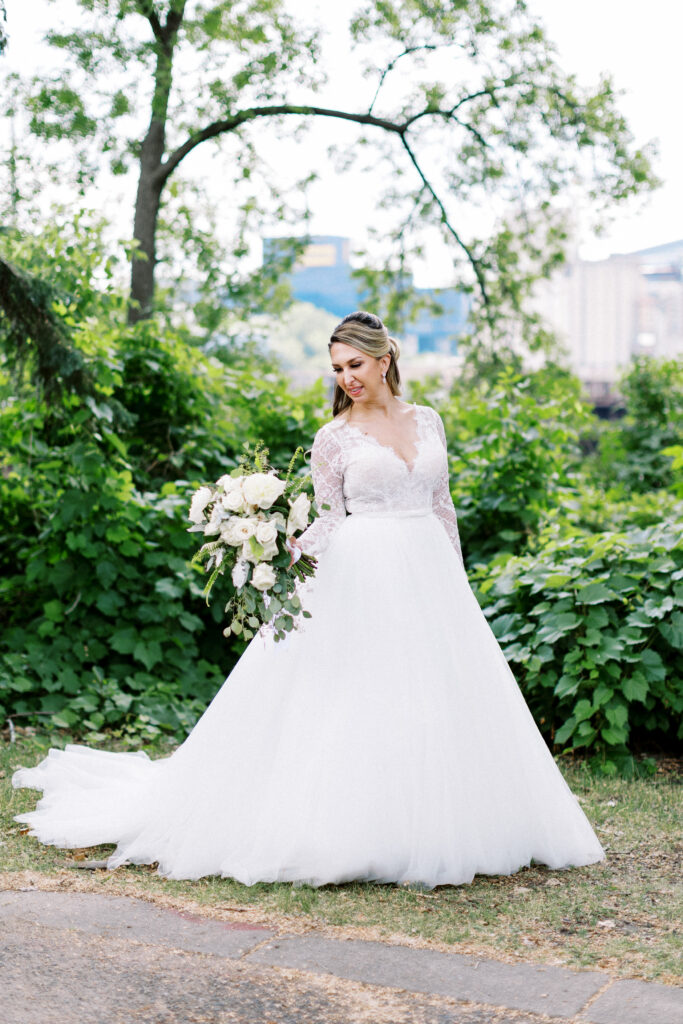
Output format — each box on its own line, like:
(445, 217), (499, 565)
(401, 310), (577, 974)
(286, 536), (303, 570)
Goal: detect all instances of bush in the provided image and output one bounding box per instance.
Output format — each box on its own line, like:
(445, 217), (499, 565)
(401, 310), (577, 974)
(593, 357), (683, 493)
(475, 519), (683, 773)
(412, 368), (593, 564)
(0, 219), (328, 740)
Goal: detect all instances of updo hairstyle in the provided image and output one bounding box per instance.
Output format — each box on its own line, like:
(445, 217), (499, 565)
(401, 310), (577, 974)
(329, 311), (401, 417)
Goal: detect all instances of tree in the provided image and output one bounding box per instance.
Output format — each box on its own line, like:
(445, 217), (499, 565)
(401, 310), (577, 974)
(0, 1), (7, 56)
(8, 0), (655, 333)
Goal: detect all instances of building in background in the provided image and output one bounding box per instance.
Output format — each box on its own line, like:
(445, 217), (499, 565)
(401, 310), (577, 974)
(263, 235), (469, 355)
(534, 239), (683, 406)
(263, 234), (683, 400)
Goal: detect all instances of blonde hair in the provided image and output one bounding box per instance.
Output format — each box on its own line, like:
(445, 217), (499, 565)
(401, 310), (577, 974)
(329, 311), (401, 417)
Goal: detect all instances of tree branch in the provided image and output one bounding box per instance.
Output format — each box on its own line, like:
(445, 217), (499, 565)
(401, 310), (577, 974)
(135, 1), (167, 53)
(135, 0), (185, 57)
(368, 44), (439, 115)
(158, 104), (406, 184)
(398, 135), (494, 328)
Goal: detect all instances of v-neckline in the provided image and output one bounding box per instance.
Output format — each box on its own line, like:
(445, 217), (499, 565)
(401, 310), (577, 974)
(342, 404), (421, 473)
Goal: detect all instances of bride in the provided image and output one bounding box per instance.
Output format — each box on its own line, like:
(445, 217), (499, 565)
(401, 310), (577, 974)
(13, 311), (604, 886)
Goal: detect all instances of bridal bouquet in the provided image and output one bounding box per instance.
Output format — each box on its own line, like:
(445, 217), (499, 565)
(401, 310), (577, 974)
(188, 446), (318, 642)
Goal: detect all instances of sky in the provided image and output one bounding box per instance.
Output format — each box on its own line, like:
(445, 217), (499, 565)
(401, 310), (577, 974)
(2, 0), (681, 280)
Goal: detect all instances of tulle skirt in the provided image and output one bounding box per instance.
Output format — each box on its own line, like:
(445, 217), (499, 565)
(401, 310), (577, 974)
(13, 511), (604, 886)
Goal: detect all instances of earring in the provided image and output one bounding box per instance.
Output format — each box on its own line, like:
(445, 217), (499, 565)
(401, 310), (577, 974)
(381, 372), (387, 383)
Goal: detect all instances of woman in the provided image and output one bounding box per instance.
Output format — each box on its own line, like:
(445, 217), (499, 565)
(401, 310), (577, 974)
(13, 311), (604, 886)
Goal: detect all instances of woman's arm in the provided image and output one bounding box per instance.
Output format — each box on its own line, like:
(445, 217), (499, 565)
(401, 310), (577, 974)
(296, 427), (347, 559)
(430, 409), (465, 568)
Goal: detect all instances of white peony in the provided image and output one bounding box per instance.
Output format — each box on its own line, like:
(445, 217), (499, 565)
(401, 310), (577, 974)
(221, 517), (257, 546)
(251, 562), (277, 591)
(287, 492), (311, 535)
(242, 473), (286, 510)
(255, 520), (278, 546)
(188, 486), (213, 524)
(231, 560), (249, 589)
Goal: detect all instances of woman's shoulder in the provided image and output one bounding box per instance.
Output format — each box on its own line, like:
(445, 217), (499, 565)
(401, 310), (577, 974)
(412, 403), (442, 422)
(311, 416), (346, 453)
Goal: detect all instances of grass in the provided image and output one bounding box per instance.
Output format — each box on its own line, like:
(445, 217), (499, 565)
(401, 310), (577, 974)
(1, 731), (681, 985)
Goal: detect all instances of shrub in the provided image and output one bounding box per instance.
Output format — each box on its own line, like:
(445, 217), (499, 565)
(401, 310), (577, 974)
(412, 368), (593, 564)
(475, 520), (683, 773)
(593, 356), (683, 493)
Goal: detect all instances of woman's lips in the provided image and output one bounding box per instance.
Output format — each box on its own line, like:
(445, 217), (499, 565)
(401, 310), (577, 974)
(348, 386), (363, 396)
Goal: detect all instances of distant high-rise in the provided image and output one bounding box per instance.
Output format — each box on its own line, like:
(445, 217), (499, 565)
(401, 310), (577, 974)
(263, 235), (469, 355)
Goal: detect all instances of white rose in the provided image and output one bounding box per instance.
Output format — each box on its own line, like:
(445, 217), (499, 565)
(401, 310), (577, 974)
(216, 473), (243, 493)
(259, 539), (279, 561)
(221, 486), (247, 513)
(188, 486), (213, 524)
(241, 539), (258, 563)
(251, 562), (277, 591)
(242, 473), (286, 510)
(221, 517), (257, 546)
(231, 560), (249, 589)
(255, 521), (278, 546)
(286, 492), (311, 536)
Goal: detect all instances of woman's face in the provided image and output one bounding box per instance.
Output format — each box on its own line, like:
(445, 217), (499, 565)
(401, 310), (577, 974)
(329, 341), (389, 405)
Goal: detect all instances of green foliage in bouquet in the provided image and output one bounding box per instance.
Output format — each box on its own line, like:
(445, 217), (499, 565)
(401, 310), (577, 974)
(474, 520), (683, 775)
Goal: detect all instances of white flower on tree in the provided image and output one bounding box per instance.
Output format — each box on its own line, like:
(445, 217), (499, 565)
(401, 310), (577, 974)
(242, 473), (287, 510)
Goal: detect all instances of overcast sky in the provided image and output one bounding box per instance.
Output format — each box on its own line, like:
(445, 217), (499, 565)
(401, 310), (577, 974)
(2, 1), (681, 279)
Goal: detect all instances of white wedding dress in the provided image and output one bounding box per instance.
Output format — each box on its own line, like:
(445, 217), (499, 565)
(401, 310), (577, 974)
(13, 404), (604, 886)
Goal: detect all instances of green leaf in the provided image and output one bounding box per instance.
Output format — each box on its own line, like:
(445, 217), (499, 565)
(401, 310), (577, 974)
(133, 640), (162, 670)
(554, 717), (576, 744)
(573, 698), (594, 723)
(155, 578), (184, 599)
(43, 599), (64, 622)
(110, 627), (137, 654)
(659, 612), (683, 650)
(622, 675), (649, 703)
(640, 648), (666, 682)
(601, 726), (628, 746)
(576, 582), (617, 605)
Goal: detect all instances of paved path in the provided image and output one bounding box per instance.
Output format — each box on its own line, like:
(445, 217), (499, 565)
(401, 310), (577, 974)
(1, 890), (681, 1024)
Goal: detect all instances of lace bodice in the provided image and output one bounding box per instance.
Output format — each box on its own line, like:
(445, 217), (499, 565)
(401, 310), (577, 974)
(299, 404), (463, 565)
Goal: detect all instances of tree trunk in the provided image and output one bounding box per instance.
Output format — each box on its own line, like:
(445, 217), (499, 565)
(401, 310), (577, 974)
(127, 3), (184, 324)
(128, 122), (165, 325)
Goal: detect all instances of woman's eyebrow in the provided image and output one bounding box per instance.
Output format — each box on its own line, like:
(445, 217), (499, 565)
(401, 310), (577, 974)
(331, 357), (361, 368)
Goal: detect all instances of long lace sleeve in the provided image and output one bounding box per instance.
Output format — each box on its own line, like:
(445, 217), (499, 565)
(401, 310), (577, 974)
(429, 409), (464, 568)
(298, 426), (347, 558)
